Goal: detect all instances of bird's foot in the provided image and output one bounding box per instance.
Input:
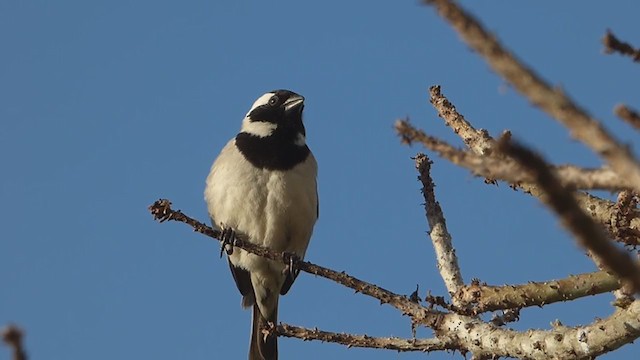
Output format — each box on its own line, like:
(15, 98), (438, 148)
(219, 227), (236, 258)
(282, 252), (301, 281)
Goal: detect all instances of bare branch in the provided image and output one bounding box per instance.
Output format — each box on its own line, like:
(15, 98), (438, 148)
(422, 86), (640, 244)
(148, 199), (441, 322)
(423, 86), (640, 248)
(603, 29), (640, 62)
(433, 300), (640, 359)
(281, 298), (640, 359)
(149, 200), (640, 357)
(276, 323), (455, 352)
(456, 271), (621, 314)
(424, 0), (640, 193)
(497, 139), (640, 292)
(149, 199), (221, 238)
(2, 325), (26, 360)
(609, 191), (640, 247)
(396, 120), (633, 191)
(428, 85), (497, 157)
(574, 191), (640, 246)
(415, 153), (464, 301)
(615, 104), (640, 130)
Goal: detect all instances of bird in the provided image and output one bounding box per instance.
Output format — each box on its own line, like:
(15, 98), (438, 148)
(204, 89), (318, 360)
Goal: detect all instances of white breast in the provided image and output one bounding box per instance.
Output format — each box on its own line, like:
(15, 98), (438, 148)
(204, 139), (318, 278)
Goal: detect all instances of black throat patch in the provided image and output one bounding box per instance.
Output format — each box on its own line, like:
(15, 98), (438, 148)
(235, 130), (310, 171)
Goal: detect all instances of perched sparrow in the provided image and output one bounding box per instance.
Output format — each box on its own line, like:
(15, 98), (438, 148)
(204, 90), (318, 360)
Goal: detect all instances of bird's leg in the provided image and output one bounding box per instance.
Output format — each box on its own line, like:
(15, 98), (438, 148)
(219, 226), (236, 258)
(282, 252), (301, 281)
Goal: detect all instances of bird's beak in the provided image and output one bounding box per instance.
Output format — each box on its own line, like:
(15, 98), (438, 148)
(284, 95), (305, 114)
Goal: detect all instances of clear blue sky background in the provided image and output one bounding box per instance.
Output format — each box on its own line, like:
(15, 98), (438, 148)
(2, 1), (639, 359)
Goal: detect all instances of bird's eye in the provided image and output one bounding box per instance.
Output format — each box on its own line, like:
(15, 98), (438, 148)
(268, 96), (279, 106)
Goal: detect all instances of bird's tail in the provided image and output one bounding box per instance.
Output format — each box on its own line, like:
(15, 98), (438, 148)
(249, 300), (278, 360)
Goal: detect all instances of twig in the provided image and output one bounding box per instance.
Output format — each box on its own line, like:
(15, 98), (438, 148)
(428, 85), (497, 157)
(148, 199), (440, 322)
(149, 199), (220, 238)
(2, 325), (26, 360)
(603, 29), (640, 62)
(415, 153), (464, 301)
(455, 271), (621, 314)
(497, 139), (640, 293)
(427, 85), (500, 185)
(614, 104), (640, 130)
(276, 323), (455, 352)
(424, 0), (640, 193)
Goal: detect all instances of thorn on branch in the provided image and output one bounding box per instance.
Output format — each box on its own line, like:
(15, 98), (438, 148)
(409, 284), (422, 304)
(490, 309), (521, 326)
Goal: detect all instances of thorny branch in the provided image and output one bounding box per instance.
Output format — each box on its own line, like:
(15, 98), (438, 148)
(415, 153), (464, 302)
(424, 300), (640, 359)
(610, 191), (640, 248)
(424, 0), (640, 193)
(426, 86), (640, 246)
(395, 120), (634, 191)
(399, 86), (640, 248)
(276, 323), (455, 352)
(394, 74), (640, 354)
(603, 29), (640, 62)
(497, 139), (640, 293)
(456, 271), (621, 315)
(148, 200), (440, 323)
(428, 85), (498, 158)
(150, 199), (640, 357)
(401, 83), (638, 299)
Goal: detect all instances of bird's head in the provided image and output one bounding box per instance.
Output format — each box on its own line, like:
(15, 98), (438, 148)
(241, 90), (306, 145)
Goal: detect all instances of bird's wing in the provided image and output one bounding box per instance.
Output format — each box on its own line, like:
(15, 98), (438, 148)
(228, 259), (254, 306)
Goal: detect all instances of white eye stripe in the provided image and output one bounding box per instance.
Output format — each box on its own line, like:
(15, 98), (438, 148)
(245, 93), (275, 117)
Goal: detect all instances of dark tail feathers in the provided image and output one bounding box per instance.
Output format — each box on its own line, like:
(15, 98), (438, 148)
(249, 303), (278, 360)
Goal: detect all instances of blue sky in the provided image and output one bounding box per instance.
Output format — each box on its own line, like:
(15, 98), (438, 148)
(2, 1), (639, 359)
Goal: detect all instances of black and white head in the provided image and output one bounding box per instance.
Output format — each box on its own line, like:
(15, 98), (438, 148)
(235, 90), (310, 171)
